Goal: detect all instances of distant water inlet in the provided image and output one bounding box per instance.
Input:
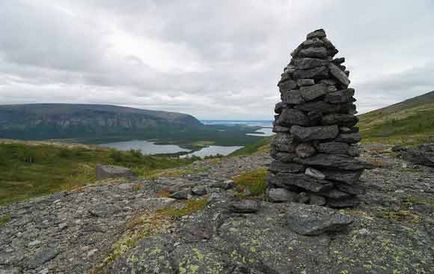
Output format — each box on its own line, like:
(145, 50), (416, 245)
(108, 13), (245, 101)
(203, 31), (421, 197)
(99, 140), (242, 157)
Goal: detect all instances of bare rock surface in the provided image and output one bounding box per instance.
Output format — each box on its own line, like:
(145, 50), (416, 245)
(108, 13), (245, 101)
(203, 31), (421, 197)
(0, 146), (433, 273)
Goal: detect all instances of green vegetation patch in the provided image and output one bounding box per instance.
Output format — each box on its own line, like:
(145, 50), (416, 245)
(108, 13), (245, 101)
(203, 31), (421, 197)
(230, 137), (271, 157)
(158, 198), (208, 218)
(0, 213), (11, 226)
(0, 143), (194, 205)
(232, 168), (268, 197)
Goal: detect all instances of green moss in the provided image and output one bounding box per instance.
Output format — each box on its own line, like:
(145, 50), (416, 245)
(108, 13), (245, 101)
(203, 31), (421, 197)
(158, 198), (208, 218)
(233, 168), (268, 197)
(0, 213), (11, 226)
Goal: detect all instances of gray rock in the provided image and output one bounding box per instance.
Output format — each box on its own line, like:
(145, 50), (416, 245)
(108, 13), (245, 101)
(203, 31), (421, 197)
(298, 47), (328, 58)
(270, 151), (298, 163)
(296, 154), (370, 171)
(267, 188), (297, 203)
(229, 200), (260, 213)
(293, 66), (329, 79)
(332, 57), (345, 64)
(327, 197), (360, 208)
(271, 133), (296, 152)
(269, 160), (304, 173)
(96, 164), (134, 180)
(306, 29), (327, 39)
(27, 247), (59, 269)
(282, 89), (305, 105)
(335, 132), (362, 143)
(305, 167), (325, 179)
(295, 143), (316, 158)
(295, 101), (354, 114)
(290, 125), (339, 141)
(274, 102), (285, 114)
(191, 186), (207, 196)
(309, 194), (327, 206)
(336, 183), (365, 195)
(278, 79), (297, 92)
(302, 38), (325, 48)
(286, 203), (353, 236)
(272, 125), (290, 133)
(322, 170), (363, 184)
(268, 173), (333, 193)
(319, 189), (351, 199)
(329, 63), (350, 86)
(325, 88), (355, 104)
(170, 190), (190, 200)
(321, 114), (358, 127)
(294, 58), (329, 70)
(317, 141), (355, 156)
(297, 79), (315, 86)
(299, 83), (329, 101)
(297, 192), (310, 203)
(88, 204), (121, 218)
(400, 144), (434, 167)
(277, 108), (311, 126)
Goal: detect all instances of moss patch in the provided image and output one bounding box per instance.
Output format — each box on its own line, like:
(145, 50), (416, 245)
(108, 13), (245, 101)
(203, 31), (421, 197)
(232, 168), (268, 197)
(92, 211), (172, 273)
(0, 213), (11, 226)
(158, 198), (208, 218)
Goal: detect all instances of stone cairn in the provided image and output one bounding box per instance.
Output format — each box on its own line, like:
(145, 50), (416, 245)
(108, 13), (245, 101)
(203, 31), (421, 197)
(267, 29), (371, 208)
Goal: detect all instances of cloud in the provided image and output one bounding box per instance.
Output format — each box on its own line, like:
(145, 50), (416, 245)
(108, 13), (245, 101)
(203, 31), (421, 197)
(0, 0), (433, 119)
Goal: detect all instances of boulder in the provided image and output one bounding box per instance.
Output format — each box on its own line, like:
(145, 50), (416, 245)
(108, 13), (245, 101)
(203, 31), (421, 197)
(96, 164), (134, 180)
(298, 47), (328, 59)
(286, 203), (353, 236)
(400, 144), (434, 167)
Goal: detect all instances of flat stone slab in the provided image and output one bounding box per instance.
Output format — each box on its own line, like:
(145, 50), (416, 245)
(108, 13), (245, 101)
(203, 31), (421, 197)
(96, 164), (133, 180)
(287, 203), (353, 236)
(229, 200), (260, 213)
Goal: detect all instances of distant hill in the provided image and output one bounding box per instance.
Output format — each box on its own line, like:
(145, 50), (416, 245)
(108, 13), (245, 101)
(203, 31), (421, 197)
(0, 104), (261, 146)
(359, 91), (434, 144)
(0, 104), (202, 141)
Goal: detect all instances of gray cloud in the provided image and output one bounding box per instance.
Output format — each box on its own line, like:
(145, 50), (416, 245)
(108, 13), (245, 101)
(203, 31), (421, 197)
(0, 0), (433, 119)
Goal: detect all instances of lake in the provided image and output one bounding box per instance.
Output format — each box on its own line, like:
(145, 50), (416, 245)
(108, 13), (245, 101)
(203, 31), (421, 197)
(99, 140), (242, 157)
(202, 120), (274, 137)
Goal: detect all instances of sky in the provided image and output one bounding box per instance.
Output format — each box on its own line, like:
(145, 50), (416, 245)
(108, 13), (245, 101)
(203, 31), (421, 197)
(0, 0), (433, 119)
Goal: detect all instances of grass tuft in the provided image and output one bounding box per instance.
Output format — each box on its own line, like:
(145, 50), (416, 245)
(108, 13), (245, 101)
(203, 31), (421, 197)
(232, 168), (268, 197)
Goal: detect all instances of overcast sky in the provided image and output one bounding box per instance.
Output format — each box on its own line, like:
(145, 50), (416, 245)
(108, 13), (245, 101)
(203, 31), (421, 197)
(0, 0), (433, 119)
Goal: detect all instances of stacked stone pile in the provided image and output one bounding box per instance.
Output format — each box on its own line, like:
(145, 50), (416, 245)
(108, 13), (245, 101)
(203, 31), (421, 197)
(268, 29), (371, 208)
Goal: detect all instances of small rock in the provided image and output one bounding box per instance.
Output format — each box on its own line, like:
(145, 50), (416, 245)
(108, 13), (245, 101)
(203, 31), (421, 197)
(170, 190), (190, 200)
(28, 240), (41, 247)
(267, 188), (297, 203)
(27, 247), (59, 269)
(229, 200), (260, 213)
(191, 186), (207, 196)
(295, 143), (316, 158)
(305, 167), (326, 179)
(286, 203), (353, 236)
(309, 194), (327, 206)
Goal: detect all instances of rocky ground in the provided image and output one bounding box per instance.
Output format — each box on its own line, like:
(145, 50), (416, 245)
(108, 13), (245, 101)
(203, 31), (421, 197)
(0, 145), (433, 274)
